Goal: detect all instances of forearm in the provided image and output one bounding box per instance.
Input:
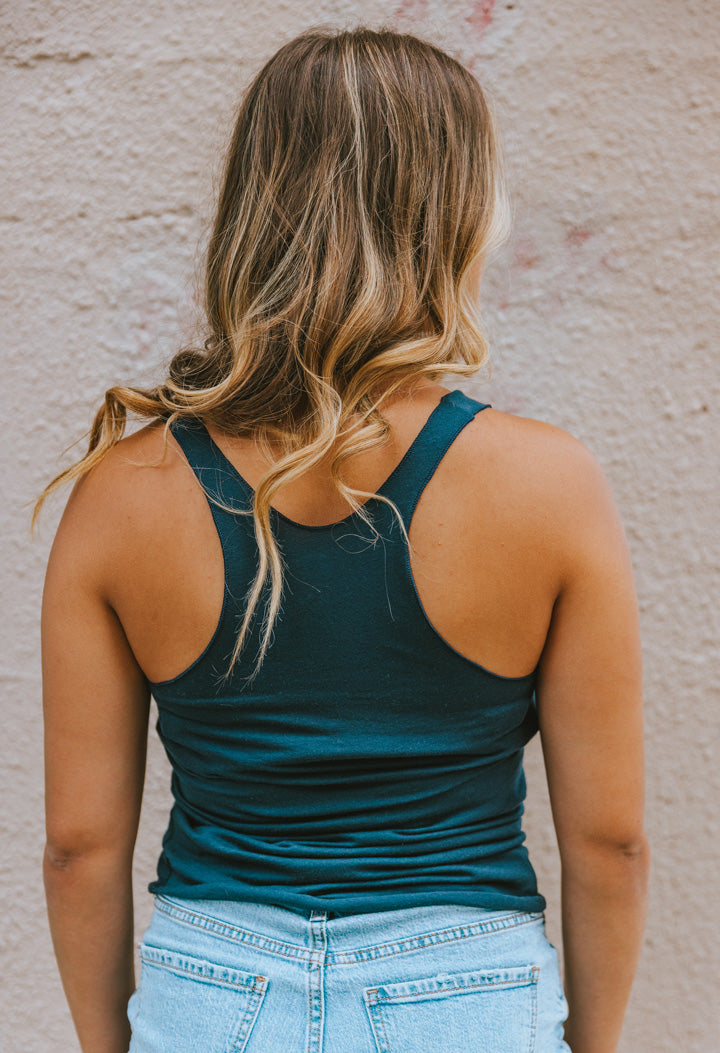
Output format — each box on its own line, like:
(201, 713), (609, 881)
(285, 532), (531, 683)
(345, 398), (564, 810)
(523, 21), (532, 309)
(560, 836), (650, 1053)
(44, 845), (135, 1053)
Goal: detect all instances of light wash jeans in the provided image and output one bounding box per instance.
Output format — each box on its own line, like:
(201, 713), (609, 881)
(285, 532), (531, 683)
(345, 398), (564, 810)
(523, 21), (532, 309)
(128, 896), (570, 1052)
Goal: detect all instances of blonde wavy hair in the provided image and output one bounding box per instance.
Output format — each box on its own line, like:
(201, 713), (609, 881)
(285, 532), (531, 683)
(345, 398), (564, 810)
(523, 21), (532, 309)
(35, 26), (510, 674)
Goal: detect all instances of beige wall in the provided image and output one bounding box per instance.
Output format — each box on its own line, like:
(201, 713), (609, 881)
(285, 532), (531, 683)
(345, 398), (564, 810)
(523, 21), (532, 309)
(3, 1), (719, 1049)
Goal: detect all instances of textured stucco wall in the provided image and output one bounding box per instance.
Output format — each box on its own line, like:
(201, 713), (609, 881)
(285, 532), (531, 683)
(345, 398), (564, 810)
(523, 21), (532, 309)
(3, 1), (719, 1049)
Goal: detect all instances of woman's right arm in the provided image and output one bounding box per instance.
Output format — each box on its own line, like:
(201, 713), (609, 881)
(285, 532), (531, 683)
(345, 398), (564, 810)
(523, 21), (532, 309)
(535, 441), (650, 1053)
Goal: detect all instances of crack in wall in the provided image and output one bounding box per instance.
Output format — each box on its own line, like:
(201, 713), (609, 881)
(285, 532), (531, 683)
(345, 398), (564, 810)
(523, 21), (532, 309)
(1, 46), (97, 67)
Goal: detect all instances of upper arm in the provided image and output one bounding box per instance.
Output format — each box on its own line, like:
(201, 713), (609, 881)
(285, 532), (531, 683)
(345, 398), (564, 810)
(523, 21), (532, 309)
(535, 441), (645, 857)
(42, 472), (151, 861)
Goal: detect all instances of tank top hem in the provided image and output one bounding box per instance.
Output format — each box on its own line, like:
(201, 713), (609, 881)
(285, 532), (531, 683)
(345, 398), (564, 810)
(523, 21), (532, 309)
(148, 876), (546, 918)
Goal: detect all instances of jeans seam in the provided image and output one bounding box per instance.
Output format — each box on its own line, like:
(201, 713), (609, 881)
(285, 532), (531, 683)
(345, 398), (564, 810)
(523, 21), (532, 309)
(155, 897), (315, 963)
(368, 972), (539, 1001)
(366, 997), (391, 1053)
(230, 976), (267, 1053)
(332, 911), (543, 965)
(529, 966), (540, 1052)
(154, 898), (543, 967)
(306, 913), (327, 1053)
(138, 950), (267, 993)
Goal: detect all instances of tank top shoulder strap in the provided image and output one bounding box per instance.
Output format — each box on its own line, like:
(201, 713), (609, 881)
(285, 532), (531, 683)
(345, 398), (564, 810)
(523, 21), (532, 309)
(169, 417), (254, 553)
(379, 389), (490, 525)
(169, 393), (489, 533)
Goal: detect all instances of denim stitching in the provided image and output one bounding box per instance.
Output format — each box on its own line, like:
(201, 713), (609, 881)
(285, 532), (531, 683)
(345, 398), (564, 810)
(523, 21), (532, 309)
(529, 965), (540, 1053)
(139, 945), (268, 993)
(155, 898), (315, 963)
(154, 898), (543, 967)
(365, 968), (539, 1003)
(331, 912), (543, 966)
(230, 978), (268, 1053)
(306, 913), (326, 1053)
(364, 990), (392, 1053)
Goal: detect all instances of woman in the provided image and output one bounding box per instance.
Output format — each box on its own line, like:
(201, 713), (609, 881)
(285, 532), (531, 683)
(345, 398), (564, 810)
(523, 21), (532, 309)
(38, 27), (649, 1053)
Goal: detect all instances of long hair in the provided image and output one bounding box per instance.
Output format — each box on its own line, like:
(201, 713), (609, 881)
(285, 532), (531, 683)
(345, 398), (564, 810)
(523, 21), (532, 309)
(35, 26), (510, 674)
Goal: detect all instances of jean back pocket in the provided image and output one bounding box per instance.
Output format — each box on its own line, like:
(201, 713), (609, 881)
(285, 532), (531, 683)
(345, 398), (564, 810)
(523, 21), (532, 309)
(128, 943), (268, 1053)
(364, 964), (539, 1053)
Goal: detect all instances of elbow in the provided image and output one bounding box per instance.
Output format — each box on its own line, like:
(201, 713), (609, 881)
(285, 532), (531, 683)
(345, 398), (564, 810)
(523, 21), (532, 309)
(611, 833), (651, 887)
(561, 831), (651, 890)
(618, 833), (651, 862)
(44, 840), (87, 872)
(43, 835), (133, 876)
(597, 831), (650, 863)
(44, 823), (100, 869)
(561, 826), (650, 862)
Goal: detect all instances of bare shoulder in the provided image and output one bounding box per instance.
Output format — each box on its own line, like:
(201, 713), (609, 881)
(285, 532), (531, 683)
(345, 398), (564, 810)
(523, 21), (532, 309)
(449, 407), (626, 583)
(468, 407), (604, 476)
(47, 421), (193, 583)
(62, 421), (187, 516)
(460, 407), (616, 514)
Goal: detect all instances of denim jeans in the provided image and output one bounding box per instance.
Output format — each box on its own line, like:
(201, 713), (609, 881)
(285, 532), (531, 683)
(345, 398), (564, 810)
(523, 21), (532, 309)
(128, 896), (570, 1052)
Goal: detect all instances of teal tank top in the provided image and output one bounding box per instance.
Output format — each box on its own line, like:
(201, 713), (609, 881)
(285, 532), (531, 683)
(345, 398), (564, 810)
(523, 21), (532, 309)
(148, 390), (545, 916)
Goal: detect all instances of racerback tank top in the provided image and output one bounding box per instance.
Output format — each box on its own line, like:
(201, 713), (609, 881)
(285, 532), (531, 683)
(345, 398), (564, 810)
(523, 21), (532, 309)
(148, 390), (545, 916)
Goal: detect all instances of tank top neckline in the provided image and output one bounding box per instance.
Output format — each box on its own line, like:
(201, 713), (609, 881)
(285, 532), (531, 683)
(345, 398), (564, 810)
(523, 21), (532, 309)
(194, 388), (464, 533)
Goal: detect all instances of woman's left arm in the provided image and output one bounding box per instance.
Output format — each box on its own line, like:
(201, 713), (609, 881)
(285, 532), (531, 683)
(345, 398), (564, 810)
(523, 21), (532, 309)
(41, 477), (150, 1053)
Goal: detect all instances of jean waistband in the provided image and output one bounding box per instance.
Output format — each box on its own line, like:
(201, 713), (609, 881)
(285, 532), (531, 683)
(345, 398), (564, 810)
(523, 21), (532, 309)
(152, 895), (544, 962)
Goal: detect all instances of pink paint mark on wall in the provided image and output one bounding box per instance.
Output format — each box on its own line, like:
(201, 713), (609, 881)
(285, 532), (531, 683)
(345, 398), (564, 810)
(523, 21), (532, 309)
(513, 235), (539, 271)
(392, 0), (429, 25)
(559, 223), (615, 300)
(566, 226), (593, 250)
(467, 0), (495, 35)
